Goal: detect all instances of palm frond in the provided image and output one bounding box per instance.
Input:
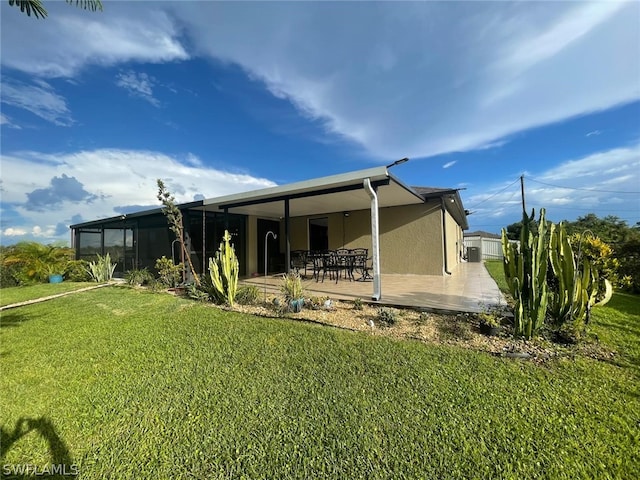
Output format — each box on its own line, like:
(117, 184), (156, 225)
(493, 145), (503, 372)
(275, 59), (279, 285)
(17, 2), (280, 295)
(8, 0), (48, 19)
(65, 0), (102, 12)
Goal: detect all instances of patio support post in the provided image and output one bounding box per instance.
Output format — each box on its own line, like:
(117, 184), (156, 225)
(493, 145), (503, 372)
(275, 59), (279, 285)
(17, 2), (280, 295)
(364, 178), (381, 300)
(284, 198), (291, 273)
(202, 209), (206, 275)
(223, 208), (229, 231)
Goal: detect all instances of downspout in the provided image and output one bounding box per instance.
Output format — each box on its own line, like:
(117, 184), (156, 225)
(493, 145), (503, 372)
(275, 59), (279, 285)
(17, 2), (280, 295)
(441, 197), (452, 275)
(363, 178), (381, 300)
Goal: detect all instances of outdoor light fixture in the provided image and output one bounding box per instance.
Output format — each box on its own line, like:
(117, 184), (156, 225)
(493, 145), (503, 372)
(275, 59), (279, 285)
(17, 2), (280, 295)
(343, 212), (350, 217)
(386, 157), (409, 168)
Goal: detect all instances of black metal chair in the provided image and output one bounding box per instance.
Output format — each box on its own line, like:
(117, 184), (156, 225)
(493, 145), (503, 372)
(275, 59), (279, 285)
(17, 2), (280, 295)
(290, 250), (306, 276)
(351, 248), (372, 281)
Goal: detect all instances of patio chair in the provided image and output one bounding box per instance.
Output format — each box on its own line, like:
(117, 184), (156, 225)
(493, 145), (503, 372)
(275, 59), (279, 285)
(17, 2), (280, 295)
(290, 250), (306, 276)
(308, 251), (325, 281)
(321, 251), (343, 283)
(351, 248), (372, 281)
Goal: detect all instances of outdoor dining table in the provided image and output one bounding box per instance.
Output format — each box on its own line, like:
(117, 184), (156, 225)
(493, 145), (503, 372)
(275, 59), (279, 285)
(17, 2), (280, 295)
(302, 250), (371, 283)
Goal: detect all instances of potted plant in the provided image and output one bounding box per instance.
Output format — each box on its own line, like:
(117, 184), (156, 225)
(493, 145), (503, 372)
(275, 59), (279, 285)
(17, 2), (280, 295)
(46, 263), (66, 284)
(281, 272), (305, 313)
(478, 304), (503, 336)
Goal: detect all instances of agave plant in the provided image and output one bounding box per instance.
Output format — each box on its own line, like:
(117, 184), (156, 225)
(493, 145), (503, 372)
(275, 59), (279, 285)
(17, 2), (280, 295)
(86, 253), (117, 283)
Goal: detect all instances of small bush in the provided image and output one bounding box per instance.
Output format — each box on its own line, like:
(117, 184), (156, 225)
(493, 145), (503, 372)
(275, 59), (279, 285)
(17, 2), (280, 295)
(236, 285), (261, 305)
(377, 307), (398, 325)
(281, 272), (304, 302)
(353, 298), (363, 310)
(187, 283), (211, 302)
(155, 256), (183, 287)
(66, 260), (91, 282)
(125, 267), (154, 286)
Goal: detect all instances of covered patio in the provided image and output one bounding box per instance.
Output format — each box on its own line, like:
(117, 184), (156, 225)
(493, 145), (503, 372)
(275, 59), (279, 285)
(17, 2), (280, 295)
(241, 262), (505, 314)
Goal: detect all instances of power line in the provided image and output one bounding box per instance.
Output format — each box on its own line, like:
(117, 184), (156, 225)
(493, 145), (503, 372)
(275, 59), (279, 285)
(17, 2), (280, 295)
(527, 177), (640, 194)
(467, 177), (520, 210)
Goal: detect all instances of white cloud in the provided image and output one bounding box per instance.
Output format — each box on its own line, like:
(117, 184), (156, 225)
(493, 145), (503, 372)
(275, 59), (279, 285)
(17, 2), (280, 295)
(167, 1), (639, 159)
(3, 227), (27, 237)
(0, 2), (188, 78)
(116, 70), (160, 106)
(442, 161), (457, 169)
(1, 2), (637, 160)
(0, 113), (21, 129)
(0, 79), (73, 126)
(0, 148), (277, 243)
(465, 145), (640, 226)
(586, 130), (602, 137)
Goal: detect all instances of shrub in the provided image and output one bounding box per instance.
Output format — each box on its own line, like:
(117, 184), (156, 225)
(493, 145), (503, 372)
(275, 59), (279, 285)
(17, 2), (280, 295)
(209, 231), (239, 306)
(570, 233), (619, 300)
(615, 238), (640, 293)
(155, 256), (183, 287)
(353, 297), (363, 310)
(280, 272), (304, 302)
(377, 307), (398, 325)
(187, 283), (211, 302)
(125, 267), (154, 286)
(87, 253), (117, 283)
(236, 285), (261, 305)
(2, 242), (73, 284)
(66, 260), (91, 282)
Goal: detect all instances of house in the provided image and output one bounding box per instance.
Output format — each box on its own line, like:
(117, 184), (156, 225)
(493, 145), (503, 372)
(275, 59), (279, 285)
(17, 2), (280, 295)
(70, 166), (469, 300)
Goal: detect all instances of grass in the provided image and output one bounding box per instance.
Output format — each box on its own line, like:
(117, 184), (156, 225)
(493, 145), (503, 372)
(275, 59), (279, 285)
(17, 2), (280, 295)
(0, 282), (96, 307)
(1, 286), (639, 479)
(484, 259), (509, 294)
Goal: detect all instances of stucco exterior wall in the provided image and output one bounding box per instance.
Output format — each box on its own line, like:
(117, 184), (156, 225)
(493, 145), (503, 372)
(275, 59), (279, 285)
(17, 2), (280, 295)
(379, 202), (443, 275)
(444, 207), (460, 272)
(243, 200), (463, 276)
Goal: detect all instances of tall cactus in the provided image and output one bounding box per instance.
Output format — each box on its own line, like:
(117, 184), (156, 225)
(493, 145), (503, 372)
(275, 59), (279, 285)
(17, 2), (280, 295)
(548, 223), (598, 331)
(501, 208), (549, 339)
(209, 230), (239, 306)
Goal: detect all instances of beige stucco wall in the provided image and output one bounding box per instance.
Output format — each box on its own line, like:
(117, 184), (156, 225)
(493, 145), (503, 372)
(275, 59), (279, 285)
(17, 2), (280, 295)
(242, 200), (463, 276)
(444, 207), (460, 272)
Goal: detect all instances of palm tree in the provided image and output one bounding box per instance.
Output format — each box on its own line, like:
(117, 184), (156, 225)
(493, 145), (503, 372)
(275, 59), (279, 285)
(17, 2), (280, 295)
(2, 242), (74, 283)
(8, 0), (102, 19)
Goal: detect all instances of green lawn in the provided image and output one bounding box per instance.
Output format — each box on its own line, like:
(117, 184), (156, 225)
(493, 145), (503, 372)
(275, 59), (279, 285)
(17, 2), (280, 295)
(484, 259), (509, 294)
(1, 286), (639, 479)
(0, 282), (96, 307)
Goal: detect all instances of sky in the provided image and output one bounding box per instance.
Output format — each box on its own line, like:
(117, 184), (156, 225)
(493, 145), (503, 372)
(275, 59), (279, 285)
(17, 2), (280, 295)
(1, 0), (639, 245)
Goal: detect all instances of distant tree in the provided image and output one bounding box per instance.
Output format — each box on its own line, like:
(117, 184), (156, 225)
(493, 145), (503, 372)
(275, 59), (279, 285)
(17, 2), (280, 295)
(563, 214), (638, 245)
(8, 0), (102, 19)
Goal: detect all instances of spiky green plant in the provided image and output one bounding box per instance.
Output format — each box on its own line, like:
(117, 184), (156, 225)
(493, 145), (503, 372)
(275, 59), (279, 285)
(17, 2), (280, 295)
(548, 224), (600, 336)
(501, 208), (549, 339)
(208, 230), (239, 306)
(86, 253), (116, 283)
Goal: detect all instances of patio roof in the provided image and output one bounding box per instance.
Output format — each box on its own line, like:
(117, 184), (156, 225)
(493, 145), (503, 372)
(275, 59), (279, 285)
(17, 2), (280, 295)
(191, 166), (425, 218)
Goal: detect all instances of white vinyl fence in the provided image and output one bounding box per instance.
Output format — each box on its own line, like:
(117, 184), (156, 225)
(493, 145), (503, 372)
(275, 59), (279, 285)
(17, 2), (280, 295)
(463, 236), (518, 261)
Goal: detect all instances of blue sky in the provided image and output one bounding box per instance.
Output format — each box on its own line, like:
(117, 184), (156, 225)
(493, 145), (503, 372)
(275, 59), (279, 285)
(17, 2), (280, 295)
(1, 0), (639, 244)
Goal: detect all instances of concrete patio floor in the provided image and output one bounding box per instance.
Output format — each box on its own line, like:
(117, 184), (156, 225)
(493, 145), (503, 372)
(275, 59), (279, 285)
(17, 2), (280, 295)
(240, 261), (505, 313)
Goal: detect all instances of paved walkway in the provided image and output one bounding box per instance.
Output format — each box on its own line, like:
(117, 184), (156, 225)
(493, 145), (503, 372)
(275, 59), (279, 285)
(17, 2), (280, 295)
(241, 261), (505, 313)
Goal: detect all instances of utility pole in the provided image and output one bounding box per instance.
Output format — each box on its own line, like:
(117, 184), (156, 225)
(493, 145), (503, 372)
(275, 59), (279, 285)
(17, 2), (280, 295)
(520, 174), (526, 214)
